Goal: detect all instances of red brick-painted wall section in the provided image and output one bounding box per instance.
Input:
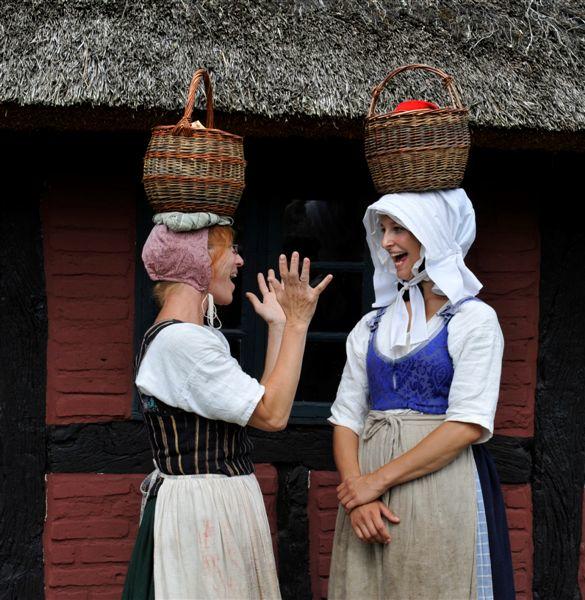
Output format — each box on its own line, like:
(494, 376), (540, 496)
(307, 474), (531, 599)
(44, 465), (278, 598)
(255, 464), (279, 556)
(43, 175), (136, 424)
(308, 471), (340, 600)
(469, 208), (540, 438)
(502, 484), (533, 600)
(44, 474), (142, 600)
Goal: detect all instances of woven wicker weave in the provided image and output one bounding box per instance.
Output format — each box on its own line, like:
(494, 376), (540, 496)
(143, 69), (245, 216)
(365, 64), (470, 194)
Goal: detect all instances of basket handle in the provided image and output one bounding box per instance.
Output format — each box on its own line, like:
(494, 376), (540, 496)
(173, 69), (214, 132)
(368, 64), (464, 118)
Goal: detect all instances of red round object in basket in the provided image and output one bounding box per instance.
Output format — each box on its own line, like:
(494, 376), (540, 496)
(392, 100), (440, 113)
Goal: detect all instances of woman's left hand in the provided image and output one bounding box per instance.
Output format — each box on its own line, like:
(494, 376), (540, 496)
(246, 270), (286, 326)
(337, 472), (387, 511)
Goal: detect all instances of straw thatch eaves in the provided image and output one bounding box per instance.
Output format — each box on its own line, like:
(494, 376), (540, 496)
(1, 0), (583, 132)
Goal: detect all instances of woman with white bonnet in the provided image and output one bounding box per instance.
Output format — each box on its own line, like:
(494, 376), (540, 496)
(122, 216), (332, 599)
(328, 189), (515, 599)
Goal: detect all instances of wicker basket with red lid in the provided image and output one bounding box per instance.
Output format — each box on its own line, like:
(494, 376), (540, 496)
(365, 64), (470, 194)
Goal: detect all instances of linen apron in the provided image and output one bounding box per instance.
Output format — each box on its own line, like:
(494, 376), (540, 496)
(329, 411), (477, 600)
(153, 472), (279, 599)
(329, 298), (489, 600)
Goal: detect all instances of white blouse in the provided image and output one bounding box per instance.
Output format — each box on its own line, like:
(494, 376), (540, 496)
(328, 299), (504, 443)
(135, 323), (264, 427)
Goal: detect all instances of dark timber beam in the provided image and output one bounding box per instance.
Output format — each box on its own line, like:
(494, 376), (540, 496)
(277, 466), (312, 600)
(533, 160), (585, 600)
(1, 106), (585, 152)
(484, 435), (532, 485)
(0, 170), (47, 598)
(48, 422), (532, 484)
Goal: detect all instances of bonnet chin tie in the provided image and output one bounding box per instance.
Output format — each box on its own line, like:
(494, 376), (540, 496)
(398, 259), (426, 301)
(397, 281), (416, 302)
(391, 268), (430, 347)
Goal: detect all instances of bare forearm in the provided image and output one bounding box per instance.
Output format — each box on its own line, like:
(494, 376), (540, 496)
(375, 421), (482, 490)
(260, 323), (285, 384)
(333, 426), (361, 481)
(248, 252), (333, 432)
(249, 321), (307, 430)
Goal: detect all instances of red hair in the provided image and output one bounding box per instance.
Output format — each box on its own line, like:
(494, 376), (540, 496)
(208, 226), (235, 276)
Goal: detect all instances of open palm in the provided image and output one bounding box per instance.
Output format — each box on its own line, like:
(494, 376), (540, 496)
(246, 270), (286, 326)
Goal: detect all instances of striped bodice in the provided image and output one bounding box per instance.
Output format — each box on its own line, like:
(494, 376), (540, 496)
(136, 320), (255, 480)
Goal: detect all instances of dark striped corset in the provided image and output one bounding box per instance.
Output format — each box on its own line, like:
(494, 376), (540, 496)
(140, 395), (255, 477)
(136, 320), (255, 483)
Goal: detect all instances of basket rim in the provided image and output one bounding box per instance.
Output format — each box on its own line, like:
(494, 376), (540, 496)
(366, 106), (469, 124)
(151, 124), (243, 141)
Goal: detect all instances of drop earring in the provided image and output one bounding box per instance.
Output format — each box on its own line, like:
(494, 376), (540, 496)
(203, 292), (222, 329)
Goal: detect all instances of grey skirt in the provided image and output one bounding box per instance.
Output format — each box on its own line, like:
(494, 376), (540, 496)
(329, 412), (478, 600)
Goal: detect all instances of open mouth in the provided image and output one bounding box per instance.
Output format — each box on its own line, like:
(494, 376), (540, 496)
(391, 252), (408, 267)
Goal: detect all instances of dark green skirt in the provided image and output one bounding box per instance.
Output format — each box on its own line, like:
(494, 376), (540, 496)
(122, 498), (156, 600)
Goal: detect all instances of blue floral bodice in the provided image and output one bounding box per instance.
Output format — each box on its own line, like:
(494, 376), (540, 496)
(366, 297), (480, 414)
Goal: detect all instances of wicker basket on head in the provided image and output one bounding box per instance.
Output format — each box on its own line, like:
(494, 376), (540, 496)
(143, 69), (245, 216)
(365, 64), (470, 194)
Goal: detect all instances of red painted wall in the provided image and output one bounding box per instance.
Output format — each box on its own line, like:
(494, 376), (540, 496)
(44, 474), (142, 600)
(468, 207), (540, 438)
(43, 175), (136, 424)
(307, 471), (340, 600)
(503, 485), (533, 599)
(44, 466), (278, 598)
(255, 464), (280, 557)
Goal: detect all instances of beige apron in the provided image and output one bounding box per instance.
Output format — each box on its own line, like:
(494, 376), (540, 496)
(154, 473), (280, 599)
(329, 412), (477, 600)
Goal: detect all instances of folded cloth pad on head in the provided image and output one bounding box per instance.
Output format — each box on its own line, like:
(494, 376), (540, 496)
(153, 212), (233, 232)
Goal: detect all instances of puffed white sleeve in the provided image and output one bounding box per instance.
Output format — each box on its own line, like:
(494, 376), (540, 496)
(136, 324), (264, 427)
(327, 314), (372, 436)
(445, 302), (504, 444)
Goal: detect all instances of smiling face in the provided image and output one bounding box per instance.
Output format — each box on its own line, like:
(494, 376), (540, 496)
(209, 239), (244, 306)
(379, 214), (422, 281)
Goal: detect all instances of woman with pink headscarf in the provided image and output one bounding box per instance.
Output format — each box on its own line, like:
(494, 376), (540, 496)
(123, 222), (332, 599)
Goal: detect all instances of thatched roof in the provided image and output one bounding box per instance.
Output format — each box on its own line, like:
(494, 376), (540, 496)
(1, 1), (584, 132)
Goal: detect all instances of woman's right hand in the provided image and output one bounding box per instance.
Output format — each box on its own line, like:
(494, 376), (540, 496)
(268, 252), (332, 327)
(349, 500), (400, 545)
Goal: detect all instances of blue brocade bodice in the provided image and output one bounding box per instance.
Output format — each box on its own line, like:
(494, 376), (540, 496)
(366, 297), (479, 414)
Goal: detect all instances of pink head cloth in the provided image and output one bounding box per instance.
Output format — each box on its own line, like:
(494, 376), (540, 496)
(141, 224), (211, 292)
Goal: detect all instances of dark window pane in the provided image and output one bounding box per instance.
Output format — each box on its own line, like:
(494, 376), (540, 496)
(282, 199), (366, 262)
(309, 271), (363, 332)
(296, 341), (347, 403)
(226, 336), (242, 364)
(218, 278), (242, 329)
